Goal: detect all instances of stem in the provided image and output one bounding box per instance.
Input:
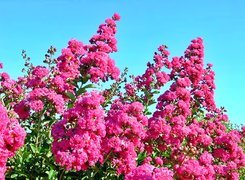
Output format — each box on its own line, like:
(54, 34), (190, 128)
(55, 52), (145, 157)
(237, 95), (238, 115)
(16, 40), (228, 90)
(35, 110), (45, 154)
(91, 151), (112, 178)
(91, 166), (99, 178)
(104, 151), (112, 163)
(35, 120), (41, 153)
(59, 169), (65, 180)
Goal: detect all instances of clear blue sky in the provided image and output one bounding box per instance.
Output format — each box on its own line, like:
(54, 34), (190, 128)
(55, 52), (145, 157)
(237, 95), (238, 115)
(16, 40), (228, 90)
(0, 0), (244, 125)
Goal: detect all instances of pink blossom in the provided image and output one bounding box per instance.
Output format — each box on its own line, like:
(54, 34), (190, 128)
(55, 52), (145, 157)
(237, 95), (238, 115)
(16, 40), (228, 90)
(112, 13), (121, 21)
(0, 103), (26, 179)
(125, 163), (173, 180)
(52, 91), (105, 171)
(199, 151), (213, 165)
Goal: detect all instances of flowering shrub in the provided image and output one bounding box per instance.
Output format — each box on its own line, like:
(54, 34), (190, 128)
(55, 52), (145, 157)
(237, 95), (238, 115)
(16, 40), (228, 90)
(0, 13), (244, 179)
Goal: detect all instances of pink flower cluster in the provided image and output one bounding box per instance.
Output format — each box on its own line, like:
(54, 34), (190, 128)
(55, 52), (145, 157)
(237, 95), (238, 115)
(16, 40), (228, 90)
(0, 103), (26, 179)
(52, 98), (148, 174)
(135, 45), (171, 91)
(102, 100), (148, 174)
(0, 72), (23, 102)
(14, 87), (65, 119)
(125, 163), (173, 180)
(51, 91), (105, 171)
(54, 39), (85, 93)
(81, 13), (120, 82)
(44, 13), (121, 106)
(53, 13), (120, 90)
(26, 66), (49, 88)
(143, 37), (245, 179)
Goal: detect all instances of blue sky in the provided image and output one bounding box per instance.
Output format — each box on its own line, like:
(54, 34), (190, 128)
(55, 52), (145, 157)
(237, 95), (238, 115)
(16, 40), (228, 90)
(0, 0), (244, 125)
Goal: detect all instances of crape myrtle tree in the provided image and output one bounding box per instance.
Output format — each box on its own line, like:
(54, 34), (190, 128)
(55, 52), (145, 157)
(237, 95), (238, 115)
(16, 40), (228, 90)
(0, 13), (244, 179)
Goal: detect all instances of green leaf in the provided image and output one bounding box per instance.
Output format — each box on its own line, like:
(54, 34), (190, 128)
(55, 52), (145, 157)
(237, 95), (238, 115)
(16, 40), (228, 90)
(145, 111), (152, 115)
(137, 151), (146, 164)
(47, 168), (57, 179)
(30, 144), (37, 154)
(76, 84), (96, 96)
(76, 87), (86, 96)
(68, 102), (74, 109)
(152, 90), (160, 94)
(83, 84), (96, 89)
(65, 92), (76, 101)
(81, 74), (90, 84)
(69, 80), (78, 88)
(11, 174), (19, 178)
(148, 100), (156, 106)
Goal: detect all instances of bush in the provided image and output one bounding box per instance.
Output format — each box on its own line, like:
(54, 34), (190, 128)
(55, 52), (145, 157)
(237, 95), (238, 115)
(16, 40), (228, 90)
(0, 13), (244, 179)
